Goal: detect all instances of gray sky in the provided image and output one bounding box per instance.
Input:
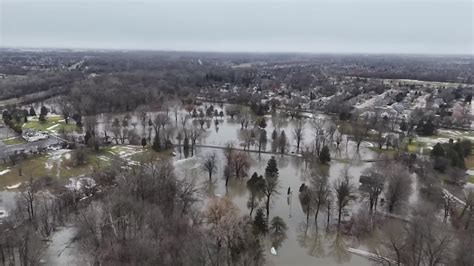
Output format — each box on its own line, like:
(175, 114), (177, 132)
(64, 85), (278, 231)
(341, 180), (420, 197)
(1, 0), (473, 54)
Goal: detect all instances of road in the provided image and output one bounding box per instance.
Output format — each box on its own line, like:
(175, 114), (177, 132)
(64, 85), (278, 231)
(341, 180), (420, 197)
(186, 143), (390, 162)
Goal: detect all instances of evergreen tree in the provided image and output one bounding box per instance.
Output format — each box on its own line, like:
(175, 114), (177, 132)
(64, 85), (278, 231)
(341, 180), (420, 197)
(278, 130), (287, 154)
(265, 156), (279, 179)
(253, 208), (268, 235)
(29, 107), (36, 116)
(319, 146), (331, 164)
(40, 106), (48, 117)
(271, 129), (278, 141)
(247, 172), (266, 216)
(269, 216), (288, 249)
(84, 131), (92, 145)
(400, 120), (407, 131)
(264, 157), (279, 218)
(431, 143), (445, 157)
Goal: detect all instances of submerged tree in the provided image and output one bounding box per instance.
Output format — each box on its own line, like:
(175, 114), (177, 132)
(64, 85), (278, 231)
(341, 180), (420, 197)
(385, 163), (412, 213)
(247, 172), (266, 216)
(333, 175), (356, 231)
(292, 120), (304, 152)
(319, 146), (331, 164)
(202, 152), (217, 182)
(253, 208), (268, 235)
(264, 156), (280, 219)
(269, 216), (288, 249)
(310, 172), (329, 226)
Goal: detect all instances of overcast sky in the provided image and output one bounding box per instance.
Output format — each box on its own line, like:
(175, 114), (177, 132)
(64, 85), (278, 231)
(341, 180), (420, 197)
(1, 0), (472, 54)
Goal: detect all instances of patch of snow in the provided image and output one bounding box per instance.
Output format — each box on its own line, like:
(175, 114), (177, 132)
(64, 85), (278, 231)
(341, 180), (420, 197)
(5, 182), (21, 189)
(0, 209), (8, 219)
(442, 189), (466, 206)
(0, 169), (11, 176)
(45, 162), (53, 170)
(98, 156), (111, 161)
(363, 141), (374, 148)
(65, 177), (96, 192)
(47, 124), (60, 131)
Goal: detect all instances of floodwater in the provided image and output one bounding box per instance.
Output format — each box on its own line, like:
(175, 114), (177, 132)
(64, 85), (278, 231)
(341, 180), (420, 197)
(42, 226), (83, 265)
(0, 103), (381, 265)
(178, 145), (376, 266)
(170, 105), (379, 265)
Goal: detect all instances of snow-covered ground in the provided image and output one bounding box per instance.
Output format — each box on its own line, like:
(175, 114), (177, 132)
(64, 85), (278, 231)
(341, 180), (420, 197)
(65, 176), (96, 192)
(5, 182), (21, 190)
(0, 169), (11, 176)
(413, 93), (430, 109)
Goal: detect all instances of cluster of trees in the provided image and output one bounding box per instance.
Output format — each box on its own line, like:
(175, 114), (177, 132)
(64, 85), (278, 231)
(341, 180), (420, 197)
(222, 144), (251, 187)
(245, 157), (280, 219)
(376, 204), (473, 265)
(0, 70), (82, 100)
(299, 117), (336, 165)
(1, 105), (50, 134)
(299, 166), (359, 233)
(271, 129), (288, 154)
(431, 139), (471, 174)
(0, 158), (278, 266)
(2, 108), (28, 134)
(0, 173), (97, 265)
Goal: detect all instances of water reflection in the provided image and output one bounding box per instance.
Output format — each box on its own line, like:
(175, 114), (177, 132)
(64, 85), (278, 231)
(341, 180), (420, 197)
(329, 233), (351, 264)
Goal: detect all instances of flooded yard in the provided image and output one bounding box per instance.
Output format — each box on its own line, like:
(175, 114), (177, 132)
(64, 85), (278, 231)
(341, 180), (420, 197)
(1, 103), (389, 265)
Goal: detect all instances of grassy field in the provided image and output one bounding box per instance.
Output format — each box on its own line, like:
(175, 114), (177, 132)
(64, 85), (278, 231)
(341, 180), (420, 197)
(2, 137), (26, 145)
(468, 176), (474, 184)
(368, 146), (398, 157)
(1, 143), (183, 189)
(22, 115), (78, 134)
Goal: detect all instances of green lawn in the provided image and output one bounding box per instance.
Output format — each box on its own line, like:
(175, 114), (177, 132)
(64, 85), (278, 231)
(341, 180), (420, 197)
(2, 137), (26, 145)
(0, 145), (167, 189)
(22, 115), (78, 134)
(468, 176), (474, 184)
(369, 146), (398, 157)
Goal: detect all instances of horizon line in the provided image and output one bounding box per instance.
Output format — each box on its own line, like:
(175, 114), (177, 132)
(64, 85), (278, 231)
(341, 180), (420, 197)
(1, 45), (472, 58)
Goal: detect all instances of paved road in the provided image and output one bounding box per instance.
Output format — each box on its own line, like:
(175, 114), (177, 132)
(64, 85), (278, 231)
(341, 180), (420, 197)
(184, 143), (389, 162)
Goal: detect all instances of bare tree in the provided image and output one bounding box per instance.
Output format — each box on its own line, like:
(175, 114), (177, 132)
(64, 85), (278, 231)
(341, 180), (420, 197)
(350, 114), (370, 151)
(202, 152), (217, 182)
(375, 221), (407, 266)
(20, 179), (39, 228)
(257, 129), (267, 154)
(385, 163), (412, 213)
(333, 174), (356, 230)
(57, 96), (73, 124)
(232, 151), (250, 179)
(189, 125), (204, 156)
(309, 171), (329, 226)
(458, 188), (474, 230)
(359, 170), (384, 214)
(293, 120), (304, 152)
(311, 118), (327, 157)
